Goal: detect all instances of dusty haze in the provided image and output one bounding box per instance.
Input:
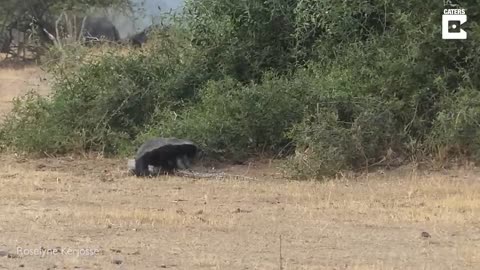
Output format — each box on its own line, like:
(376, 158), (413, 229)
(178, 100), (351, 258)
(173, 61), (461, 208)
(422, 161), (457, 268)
(92, 0), (184, 39)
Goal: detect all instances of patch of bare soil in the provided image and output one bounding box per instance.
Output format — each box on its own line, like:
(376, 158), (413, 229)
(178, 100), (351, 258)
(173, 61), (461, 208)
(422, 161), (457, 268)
(0, 155), (479, 269)
(0, 65), (50, 118)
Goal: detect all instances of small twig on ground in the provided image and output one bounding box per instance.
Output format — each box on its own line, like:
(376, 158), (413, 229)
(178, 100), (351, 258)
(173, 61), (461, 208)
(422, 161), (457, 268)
(175, 170), (257, 181)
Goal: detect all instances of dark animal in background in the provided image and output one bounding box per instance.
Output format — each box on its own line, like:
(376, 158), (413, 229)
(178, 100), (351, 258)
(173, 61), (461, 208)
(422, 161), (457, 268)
(31, 16), (120, 45)
(82, 16), (120, 43)
(129, 25), (170, 48)
(128, 138), (198, 176)
(130, 29), (148, 47)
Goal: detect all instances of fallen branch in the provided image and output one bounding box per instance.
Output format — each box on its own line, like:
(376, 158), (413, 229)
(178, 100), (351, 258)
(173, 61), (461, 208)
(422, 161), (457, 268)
(175, 170), (257, 181)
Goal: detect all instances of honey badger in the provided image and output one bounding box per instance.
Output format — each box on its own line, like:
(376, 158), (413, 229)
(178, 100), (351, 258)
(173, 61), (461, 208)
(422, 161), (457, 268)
(128, 138), (197, 176)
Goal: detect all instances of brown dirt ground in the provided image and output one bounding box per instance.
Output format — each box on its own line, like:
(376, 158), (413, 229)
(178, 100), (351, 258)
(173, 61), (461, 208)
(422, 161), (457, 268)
(0, 156), (479, 270)
(0, 62), (479, 270)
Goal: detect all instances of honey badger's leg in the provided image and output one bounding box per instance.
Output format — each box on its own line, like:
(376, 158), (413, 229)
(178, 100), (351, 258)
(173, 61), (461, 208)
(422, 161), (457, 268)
(155, 159), (174, 174)
(150, 166), (162, 175)
(183, 155), (192, 168)
(128, 159), (136, 173)
(134, 157), (149, 176)
(176, 155), (187, 170)
(175, 144), (196, 170)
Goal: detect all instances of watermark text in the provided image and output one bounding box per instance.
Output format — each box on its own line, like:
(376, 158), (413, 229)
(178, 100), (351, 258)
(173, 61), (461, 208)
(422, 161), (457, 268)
(17, 247), (100, 257)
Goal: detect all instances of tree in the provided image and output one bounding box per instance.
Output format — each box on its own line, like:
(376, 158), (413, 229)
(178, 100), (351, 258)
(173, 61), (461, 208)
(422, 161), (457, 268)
(0, 0), (129, 59)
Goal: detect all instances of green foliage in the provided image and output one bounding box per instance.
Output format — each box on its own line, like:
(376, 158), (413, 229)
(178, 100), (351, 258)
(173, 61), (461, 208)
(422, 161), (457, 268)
(185, 0), (298, 82)
(287, 96), (401, 178)
(428, 85), (480, 160)
(141, 74), (305, 159)
(1, 0), (480, 179)
(0, 92), (54, 153)
(1, 29), (205, 155)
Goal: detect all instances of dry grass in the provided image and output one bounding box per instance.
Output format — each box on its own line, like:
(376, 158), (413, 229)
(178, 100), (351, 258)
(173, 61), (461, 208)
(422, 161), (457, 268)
(0, 66), (50, 118)
(0, 155), (479, 269)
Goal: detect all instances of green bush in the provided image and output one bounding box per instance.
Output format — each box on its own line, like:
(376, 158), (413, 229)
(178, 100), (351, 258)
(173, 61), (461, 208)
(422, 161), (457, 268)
(0, 28), (208, 155)
(287, 95), (401, 178)
(0, 92), (61, 154)
(185, 0), (298, 82)
(141, 74), (305, 159)
(428, 85), (480, 161)
(1, 0), (480, 179)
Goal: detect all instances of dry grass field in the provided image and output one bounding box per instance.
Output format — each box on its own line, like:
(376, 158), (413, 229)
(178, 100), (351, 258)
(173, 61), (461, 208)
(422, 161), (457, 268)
(0, 156), (479, 269)
(0, 62), (50, 118)
(0, 65), (479, 269)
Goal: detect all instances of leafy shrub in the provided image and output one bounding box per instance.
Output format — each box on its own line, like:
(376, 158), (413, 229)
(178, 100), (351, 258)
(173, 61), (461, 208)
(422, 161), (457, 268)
(0, 92), (59, 153)
(141, 74), (305, 159)
(185, 0), (298, 82)
(0, 28), (208, 155)
(428, 85), (480, 161)
(1, 0), (480, 179)
(287, 95), (401, 178)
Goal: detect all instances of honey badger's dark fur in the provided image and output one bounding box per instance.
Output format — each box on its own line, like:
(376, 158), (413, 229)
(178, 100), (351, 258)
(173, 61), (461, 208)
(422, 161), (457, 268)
(128, 138), (197, 176)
